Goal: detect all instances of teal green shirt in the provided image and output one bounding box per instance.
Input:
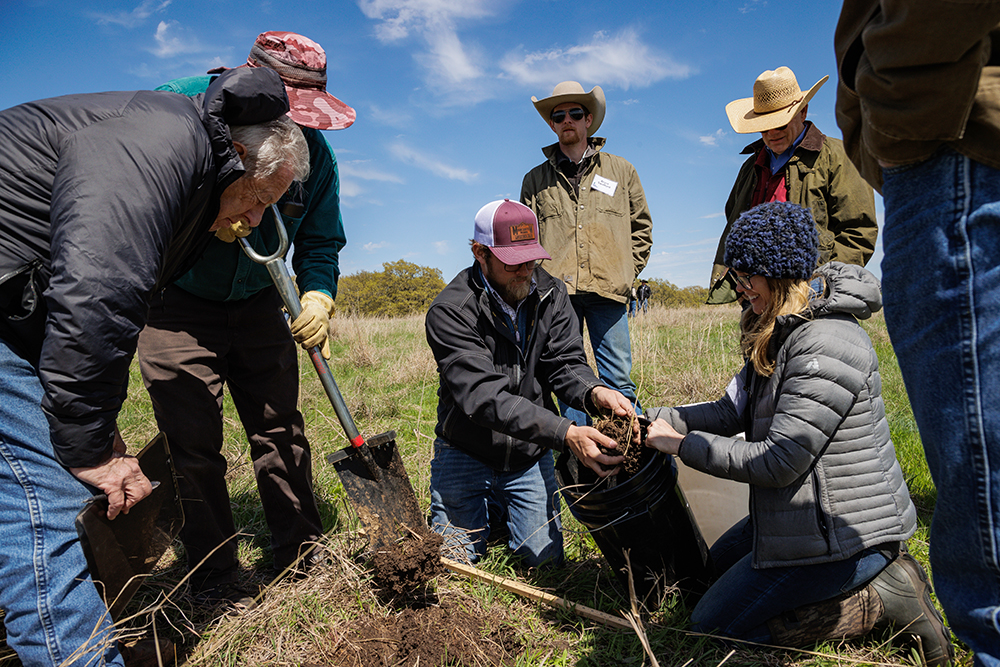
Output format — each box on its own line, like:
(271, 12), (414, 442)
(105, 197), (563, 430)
(156, 75), (346, 300)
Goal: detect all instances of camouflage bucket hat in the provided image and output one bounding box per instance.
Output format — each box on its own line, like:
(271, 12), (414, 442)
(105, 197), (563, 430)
(212, 31), (356, 130)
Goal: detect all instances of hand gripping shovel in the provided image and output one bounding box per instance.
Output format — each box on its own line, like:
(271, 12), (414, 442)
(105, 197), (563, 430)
(239, 206), (424, 552)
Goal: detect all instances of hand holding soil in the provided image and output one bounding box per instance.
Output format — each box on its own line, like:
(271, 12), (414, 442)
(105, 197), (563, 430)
(645, 418), (684, 456)
(564, 424), (624, 476)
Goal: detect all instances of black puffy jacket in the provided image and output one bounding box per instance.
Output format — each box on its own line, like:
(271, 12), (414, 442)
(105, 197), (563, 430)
(0, 68), (289, 467)
(425, 265), (601, 472)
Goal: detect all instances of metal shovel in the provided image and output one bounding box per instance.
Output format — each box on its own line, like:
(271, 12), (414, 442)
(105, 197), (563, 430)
(239, 207), (424, 552)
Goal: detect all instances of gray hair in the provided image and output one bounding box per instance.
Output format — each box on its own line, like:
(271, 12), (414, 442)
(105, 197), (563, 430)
(230, 115), (310, 183)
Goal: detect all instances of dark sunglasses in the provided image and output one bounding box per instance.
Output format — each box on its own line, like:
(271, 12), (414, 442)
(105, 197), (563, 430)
(550, 108), (587, 124)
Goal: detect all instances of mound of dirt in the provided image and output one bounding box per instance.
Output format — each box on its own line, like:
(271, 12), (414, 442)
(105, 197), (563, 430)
(371, 529), (446, 597)
(323, 598), (521, 667)
(594, 414), (644, 475)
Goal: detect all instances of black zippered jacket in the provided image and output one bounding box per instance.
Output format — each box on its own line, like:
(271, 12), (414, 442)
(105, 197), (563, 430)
(425, 264), (602, 472)
(0, 67), (289, 467)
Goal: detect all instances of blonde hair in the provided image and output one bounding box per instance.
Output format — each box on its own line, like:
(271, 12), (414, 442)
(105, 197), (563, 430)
(740, 276), (820, 376)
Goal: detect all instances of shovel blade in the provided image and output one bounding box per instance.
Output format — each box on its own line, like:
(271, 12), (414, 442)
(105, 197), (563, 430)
(331, 432), (424, 552)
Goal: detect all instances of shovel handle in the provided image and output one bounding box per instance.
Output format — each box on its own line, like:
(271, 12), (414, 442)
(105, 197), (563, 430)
(239, 206), (364, 450)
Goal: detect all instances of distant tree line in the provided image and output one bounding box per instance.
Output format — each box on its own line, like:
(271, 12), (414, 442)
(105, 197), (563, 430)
(335, 259), (711, 318)
(641, 278), (710, 309)
(337, 259), (445, 317)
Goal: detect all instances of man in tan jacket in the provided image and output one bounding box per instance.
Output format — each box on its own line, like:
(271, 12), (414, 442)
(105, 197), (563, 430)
(520, 81), (652, 426)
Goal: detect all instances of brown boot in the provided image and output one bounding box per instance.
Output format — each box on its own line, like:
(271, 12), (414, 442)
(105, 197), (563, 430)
(766, 585), (883, 647)
(869, 553), (954, 666)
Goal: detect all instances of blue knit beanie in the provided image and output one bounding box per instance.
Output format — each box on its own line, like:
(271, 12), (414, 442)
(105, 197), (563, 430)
(724, 202), (819, 279)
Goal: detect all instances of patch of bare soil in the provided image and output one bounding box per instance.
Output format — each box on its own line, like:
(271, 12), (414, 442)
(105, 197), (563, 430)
(322, 598), (521, 667)
(371, 529), (446, 597)
(594, 414), (646, 475)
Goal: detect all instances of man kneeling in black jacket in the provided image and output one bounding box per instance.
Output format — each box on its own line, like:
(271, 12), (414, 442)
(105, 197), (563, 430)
(425, 199), (634, 567)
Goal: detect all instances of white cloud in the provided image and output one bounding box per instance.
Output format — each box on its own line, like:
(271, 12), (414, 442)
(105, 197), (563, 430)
(364, 241), (389, 252)
(433, 240), (450, 254)
(340, 160), (405, 184)
(92, 0), (171, 28)
(700, 212), (725, 219)
(699, 129), (727, 147)
(388, 142), (477, 182)
(500, 29), (693, 90)
(739, 0), (767, 14)
(151, 21), (204, 58)
(357, 0), (499, 92)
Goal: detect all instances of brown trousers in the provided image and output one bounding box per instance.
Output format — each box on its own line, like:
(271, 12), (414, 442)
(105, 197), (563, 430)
(138, 285), (322, 589)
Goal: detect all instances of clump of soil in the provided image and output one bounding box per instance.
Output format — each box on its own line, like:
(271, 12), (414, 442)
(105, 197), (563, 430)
(371, 529), (446, 597)
(325, 598), (521, 666)
(594, 414), (644, 475)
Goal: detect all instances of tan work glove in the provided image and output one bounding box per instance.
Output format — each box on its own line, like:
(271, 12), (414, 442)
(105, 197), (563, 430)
(289, 291), (335, 359)
(214, 218), (252, 243)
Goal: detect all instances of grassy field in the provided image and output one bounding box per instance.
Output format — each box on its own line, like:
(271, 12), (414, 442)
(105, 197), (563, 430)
(42, 304), (966, 666)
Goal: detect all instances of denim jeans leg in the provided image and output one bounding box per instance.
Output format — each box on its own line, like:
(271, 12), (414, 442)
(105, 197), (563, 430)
(497, 453), (563, 567)
(0, 339), (122, 666)
(429, 440), (491, 563)
(881, 150), (1000, 665)
(560, 294), (641, 426)
(691, 545), (889, 643)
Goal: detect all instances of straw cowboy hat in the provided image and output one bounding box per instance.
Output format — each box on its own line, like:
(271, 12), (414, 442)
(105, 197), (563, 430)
(725, 67), (829, 134)
(532, 81), (606, 137)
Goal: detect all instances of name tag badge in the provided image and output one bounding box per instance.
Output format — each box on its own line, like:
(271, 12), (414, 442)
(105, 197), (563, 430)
(591, 175), (618, 196)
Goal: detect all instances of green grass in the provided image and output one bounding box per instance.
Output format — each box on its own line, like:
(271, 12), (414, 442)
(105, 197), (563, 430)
(86, 306), (968, 666)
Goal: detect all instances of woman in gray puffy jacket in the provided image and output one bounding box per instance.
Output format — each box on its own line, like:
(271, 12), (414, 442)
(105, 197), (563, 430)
(645, 202), (951, 664)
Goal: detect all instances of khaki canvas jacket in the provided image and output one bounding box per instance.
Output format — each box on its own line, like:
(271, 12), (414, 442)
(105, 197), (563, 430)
(835, 0), (1000, 191)
(520, 138), (653, 304)
(708, 123), (877, 304)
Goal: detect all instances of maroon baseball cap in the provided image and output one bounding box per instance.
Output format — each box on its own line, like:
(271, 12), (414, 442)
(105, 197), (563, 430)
(209, 31), (355, 131)
(474, 199), (552, 266)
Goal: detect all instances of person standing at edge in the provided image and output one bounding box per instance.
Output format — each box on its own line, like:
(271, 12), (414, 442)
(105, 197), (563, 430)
(836, 3), (1000, 663)
(138, 31), (353, 612)
(521, 81), (652, 426)
(0, 68), (305, 666)
(706, 66), (877, 305)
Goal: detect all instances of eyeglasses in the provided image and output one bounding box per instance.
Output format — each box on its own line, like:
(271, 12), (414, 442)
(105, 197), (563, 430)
(730, 271), (756, 290)
(550, 108), (587, 124)
(502, 259), (537, 273)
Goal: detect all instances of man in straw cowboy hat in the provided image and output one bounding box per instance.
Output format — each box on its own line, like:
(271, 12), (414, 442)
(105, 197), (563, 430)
(520, 81), (652, 429)
(706, 66), (877, 304)
(137, 31), (354, 612)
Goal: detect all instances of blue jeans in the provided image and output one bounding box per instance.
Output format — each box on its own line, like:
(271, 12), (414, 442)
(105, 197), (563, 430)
(880, 149), (1000, 666)
(561, 293), (641, 426)
(429, 440), (563, 567)
(691, 517), (892, 642)
(0, 338), (122, 666)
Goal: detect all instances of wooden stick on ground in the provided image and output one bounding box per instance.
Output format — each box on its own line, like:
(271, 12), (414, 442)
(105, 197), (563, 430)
(441, 557), (632, 631)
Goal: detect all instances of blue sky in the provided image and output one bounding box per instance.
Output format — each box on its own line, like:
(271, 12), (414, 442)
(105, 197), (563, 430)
(3, 0), (881, 289)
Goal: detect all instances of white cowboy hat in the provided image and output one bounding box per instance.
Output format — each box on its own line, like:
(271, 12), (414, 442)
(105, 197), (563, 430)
(725, 67), (828, 134)
(532, 81), (606, 137)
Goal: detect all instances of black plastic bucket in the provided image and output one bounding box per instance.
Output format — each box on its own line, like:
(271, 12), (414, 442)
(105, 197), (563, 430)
(556, 449), (712, 603)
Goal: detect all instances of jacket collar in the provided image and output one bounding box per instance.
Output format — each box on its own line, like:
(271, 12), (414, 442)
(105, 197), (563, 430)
(542, 136), (607, 165)
(740, 121), (827, 156)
